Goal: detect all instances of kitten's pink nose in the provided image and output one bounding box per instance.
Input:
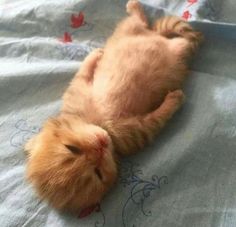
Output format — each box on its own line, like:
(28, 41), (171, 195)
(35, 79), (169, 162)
(87, 134), (108, 165)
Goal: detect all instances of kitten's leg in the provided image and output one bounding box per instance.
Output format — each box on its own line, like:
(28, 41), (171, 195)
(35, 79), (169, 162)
(105, 90), (185, 156)
(76, 48), (103, 82)
(153, 16), (203, 54)
(61, 49), (103, 113)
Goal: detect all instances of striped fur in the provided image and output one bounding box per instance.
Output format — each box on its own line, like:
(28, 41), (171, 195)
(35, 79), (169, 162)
(153, 16), (203, 53)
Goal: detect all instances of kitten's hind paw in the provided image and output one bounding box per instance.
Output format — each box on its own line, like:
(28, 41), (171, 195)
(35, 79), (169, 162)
(126, 0), (140, 14)
(126, 0), (147, 24)
(153, 16), (203, 52)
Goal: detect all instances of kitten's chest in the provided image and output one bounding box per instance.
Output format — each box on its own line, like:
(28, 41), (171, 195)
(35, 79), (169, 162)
(91, 71), (160, 120)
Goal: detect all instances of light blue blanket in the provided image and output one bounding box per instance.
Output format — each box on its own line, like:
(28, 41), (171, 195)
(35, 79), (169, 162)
(1, 0), (236, 226)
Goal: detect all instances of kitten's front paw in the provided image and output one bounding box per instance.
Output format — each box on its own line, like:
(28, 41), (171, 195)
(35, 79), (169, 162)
(91, 48), (104, 58)
(165, 90), (185, 105)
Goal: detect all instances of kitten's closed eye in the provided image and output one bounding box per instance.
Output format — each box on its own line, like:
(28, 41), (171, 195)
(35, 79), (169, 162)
(65, 145), (82, 154)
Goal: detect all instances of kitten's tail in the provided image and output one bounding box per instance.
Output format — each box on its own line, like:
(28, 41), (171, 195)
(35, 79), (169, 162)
(153, 16), (203, 53)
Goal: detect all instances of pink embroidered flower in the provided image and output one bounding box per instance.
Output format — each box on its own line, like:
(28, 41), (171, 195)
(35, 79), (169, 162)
(182, 10), (192, 20)
(59, 32), (72, 43)
(71, 12), (85, 28)
(187, 0), (198, 7)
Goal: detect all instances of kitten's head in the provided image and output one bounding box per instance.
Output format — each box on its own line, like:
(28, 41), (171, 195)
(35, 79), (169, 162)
(25, 115), (117, 214)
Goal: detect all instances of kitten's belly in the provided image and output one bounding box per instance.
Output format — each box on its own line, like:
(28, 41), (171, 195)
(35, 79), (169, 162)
(92, 36), (182, 119)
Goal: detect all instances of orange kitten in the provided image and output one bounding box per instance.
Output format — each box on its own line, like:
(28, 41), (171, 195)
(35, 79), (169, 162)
(25, 0), (202, 217)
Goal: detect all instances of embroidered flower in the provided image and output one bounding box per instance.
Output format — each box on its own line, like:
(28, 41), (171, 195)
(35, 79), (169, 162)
(59, 32), (72, 43)
(71, 12), (85, 28)
(182, 10), (192, 20)
(187, 0), (198, 7)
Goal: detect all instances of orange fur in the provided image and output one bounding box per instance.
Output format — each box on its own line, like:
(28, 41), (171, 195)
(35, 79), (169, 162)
(25, 0), (202, 215)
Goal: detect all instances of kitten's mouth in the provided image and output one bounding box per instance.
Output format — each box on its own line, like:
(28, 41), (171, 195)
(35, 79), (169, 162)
(97, 148), (105, 166)
(78, 203), (100, 218)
